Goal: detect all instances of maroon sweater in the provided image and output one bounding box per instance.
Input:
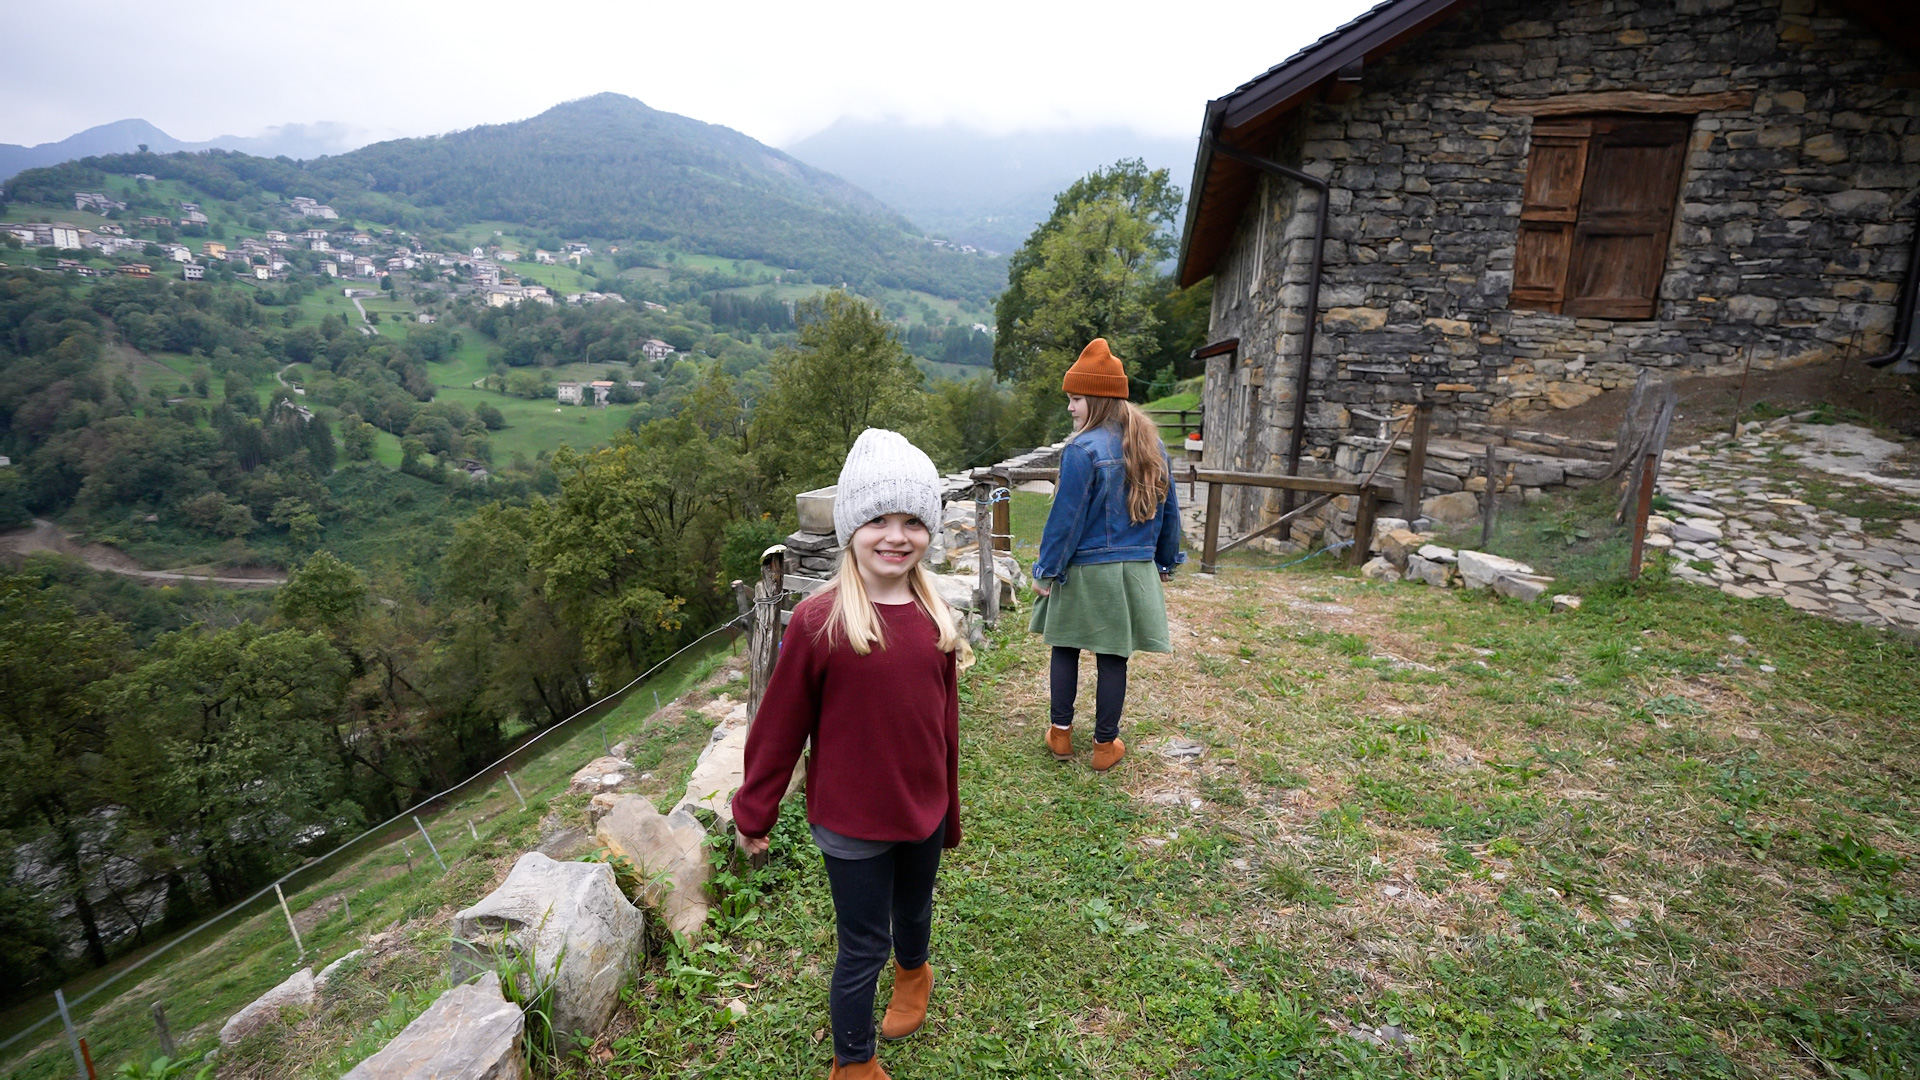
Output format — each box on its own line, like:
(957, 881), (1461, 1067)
(731, 593), (962, 848)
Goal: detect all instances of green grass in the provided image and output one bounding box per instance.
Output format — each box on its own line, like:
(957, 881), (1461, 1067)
(27, 550), (1919, 1078)
(1, 635), (745, 1080)
(437, 386), (637, 462)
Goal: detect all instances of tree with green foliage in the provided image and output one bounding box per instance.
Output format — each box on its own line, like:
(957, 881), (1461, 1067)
(0, 576), (129, 971)
(106, 625), (354, 904)
(750, 290), (926, 492)
(992, 159), (1206, 440)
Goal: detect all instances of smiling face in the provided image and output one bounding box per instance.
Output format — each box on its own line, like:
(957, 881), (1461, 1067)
(849, 512), (930, 597)
(1066, 393), (1090, 430)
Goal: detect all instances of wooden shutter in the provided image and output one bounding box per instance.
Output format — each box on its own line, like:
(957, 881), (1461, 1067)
(1561, 117), (1690, 319)
(1509, 115), (1690, 318)
(1511, 119), (1590, 312)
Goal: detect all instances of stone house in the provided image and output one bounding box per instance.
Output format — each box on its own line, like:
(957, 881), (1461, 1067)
(556, 381), (585, 405)
(1178, 0), (1919, 538)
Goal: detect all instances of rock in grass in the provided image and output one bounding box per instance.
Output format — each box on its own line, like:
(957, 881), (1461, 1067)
(1551, 594), (1583, 612)
(1360, 556), (1402, 582)
(1421, 491), (1480, 524)
(594, 794), (711, 939)
(1406, 555), (1456, 588)
(342, 972), (528, 1080)
(449, 853), (642, 1042)
(1456, 550), (1535, 590)
(1492, 572), (1556, 603)
(568, 756), (637, 795)
(220, 967), (316, 1047)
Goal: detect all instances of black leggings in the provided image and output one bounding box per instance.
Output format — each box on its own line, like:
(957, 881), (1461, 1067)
(820, 823), (944, 1064)
(1050, 646), (1128, 744)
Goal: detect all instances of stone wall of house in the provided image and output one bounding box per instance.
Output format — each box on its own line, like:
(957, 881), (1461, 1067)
(1202, 0), (1920, 538)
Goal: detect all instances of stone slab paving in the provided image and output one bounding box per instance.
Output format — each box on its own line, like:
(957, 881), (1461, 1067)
(1654, 421), (1920, 633)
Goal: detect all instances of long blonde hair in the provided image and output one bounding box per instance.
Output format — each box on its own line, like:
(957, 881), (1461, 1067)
(816, 548), (973, 668)
(1077, 396), (1170, 523)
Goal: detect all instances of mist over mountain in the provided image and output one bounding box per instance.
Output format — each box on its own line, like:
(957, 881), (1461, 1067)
(0, 119), (377, 180)
(785, 119), (1196, 254)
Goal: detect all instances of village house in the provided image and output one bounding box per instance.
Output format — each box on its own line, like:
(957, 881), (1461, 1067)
(555, 381), (585, 405)
(1178, 0), (1920, 540)
(73, 191), (126, 213)
(303, 229), (328, 241)
(496, 250), (520, 262)
(590, 379), (617, 405)
(181, 209), (209, 226)
(165, 244), (192, 263)
(322, 261), (339, 278)
(640, 338), (675, 363)
(535, 250), (557, 264)
(416, 312), (437, 323)
(121, 263), (152, 277)
(138, 216), (170, 228)
(265, 231), (288, 243)
(564, 242), (593, 255)
(253, 265), (272, 280)
(202, 241), (226, 260)
(181, 263), (204, 280)
(289, 196), (339, 219)
(311, 239), (331, 252)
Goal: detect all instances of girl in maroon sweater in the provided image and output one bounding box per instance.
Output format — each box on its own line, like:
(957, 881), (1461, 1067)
(733, 429), (970, 1080)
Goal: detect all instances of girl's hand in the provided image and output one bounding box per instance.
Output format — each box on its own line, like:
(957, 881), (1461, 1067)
(1034, 581), (1050, 596)
(739, 833), (770, 857)
(1160, 571), (1173, 583)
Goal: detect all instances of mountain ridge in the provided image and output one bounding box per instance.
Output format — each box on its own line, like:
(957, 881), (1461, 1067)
(0, 118), (374, 181)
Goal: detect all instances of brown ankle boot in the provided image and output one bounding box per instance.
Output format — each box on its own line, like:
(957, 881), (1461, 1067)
(1046, 725), (1073, 759)
(828, 1055), (890, 1079)
(1091, 737), (1126, 771)
(880, 961), (932, 1040)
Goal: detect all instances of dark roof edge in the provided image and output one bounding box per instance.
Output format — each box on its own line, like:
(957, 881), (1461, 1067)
(1221, 0), (1472, 129)
(1173, 101), (1228, 288)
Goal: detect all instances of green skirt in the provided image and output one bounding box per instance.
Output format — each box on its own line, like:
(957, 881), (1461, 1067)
(1028, 560), (1171, 656)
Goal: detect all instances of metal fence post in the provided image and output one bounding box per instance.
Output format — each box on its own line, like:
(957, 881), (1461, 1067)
(413, 816), (447, 871)
(55, 989), (85, 1080)
(273, 883), (305, 958)
(505, 773), (527, 810)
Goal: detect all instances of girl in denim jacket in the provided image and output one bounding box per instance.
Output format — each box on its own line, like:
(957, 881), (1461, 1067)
(1029, 339), (1184, 771)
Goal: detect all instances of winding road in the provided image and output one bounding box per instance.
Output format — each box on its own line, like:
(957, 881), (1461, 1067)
(0, 519), (286, 587)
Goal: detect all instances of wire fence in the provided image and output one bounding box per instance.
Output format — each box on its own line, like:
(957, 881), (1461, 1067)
(0, 613), (748, 1067)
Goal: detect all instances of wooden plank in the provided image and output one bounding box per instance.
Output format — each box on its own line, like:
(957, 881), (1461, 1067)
(1628, 451), (1658, 580)
(992, 498), (1010, 553)
(1563, 117), (1689, 320)
(748, 548), (785, 724)
(1215, 493), (1334, 558)
(975, 492), (998, 626)
(1492, 90), (1753, 116)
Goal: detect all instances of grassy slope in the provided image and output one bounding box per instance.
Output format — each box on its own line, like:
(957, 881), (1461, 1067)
(2, 636), (746, 1080)
(65, 483), (1915, 1080)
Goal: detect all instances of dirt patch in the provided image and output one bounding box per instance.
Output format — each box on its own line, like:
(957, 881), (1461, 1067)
(1530, 355), (1920, 444)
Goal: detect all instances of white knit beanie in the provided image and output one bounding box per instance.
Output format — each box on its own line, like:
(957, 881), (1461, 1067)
(832, 429), (943, 547)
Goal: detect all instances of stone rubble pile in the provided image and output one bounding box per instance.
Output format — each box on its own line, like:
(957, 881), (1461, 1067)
(1658, 421), (1920, 631)
(1360, 517), (1579, 610)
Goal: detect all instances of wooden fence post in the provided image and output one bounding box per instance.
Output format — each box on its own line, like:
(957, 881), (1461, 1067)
(150, 1002), (174, 1058)
(748, 546), (785, 723)
(1628, 452), (1659, 580)
(1480, 444), (1500, 549)
(975, 487), (1000, 627)
(1350, 487), (1378, 566)
(1200, 479), (1223, 574)
(1403, 401), (1433, 522)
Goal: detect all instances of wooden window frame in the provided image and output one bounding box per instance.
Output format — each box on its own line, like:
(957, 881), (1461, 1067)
(1509, 113), (1693, 320)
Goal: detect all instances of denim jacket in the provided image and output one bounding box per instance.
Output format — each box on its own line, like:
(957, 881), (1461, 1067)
(1032, 424), (1185, 582)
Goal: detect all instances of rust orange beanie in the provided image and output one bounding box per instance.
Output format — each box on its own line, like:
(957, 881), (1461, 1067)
(1061, 338), (1130, 398)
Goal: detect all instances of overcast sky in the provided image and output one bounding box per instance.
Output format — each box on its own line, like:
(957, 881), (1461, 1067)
(2, 0), (1380, 149)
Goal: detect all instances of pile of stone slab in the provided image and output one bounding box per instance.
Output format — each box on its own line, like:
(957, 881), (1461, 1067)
(1360, 518), (1579, 610)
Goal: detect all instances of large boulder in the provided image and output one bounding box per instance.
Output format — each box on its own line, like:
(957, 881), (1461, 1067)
(343, 972), (528, 1080)
(594, 794), (710, 938)
(1379, 528), (1432, 569)
(449, 853), (643, 1041)
(220, 967), (316, 1047)
(1405, 555), (1456, 588)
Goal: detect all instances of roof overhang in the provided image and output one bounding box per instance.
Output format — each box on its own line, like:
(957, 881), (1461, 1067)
(1176, 0), (1472, 288)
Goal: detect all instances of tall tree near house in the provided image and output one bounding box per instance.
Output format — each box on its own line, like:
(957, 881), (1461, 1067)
(750, 290), (926, 492)
(993, 159), (1186, 439)
(0, 576), (128, 971)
